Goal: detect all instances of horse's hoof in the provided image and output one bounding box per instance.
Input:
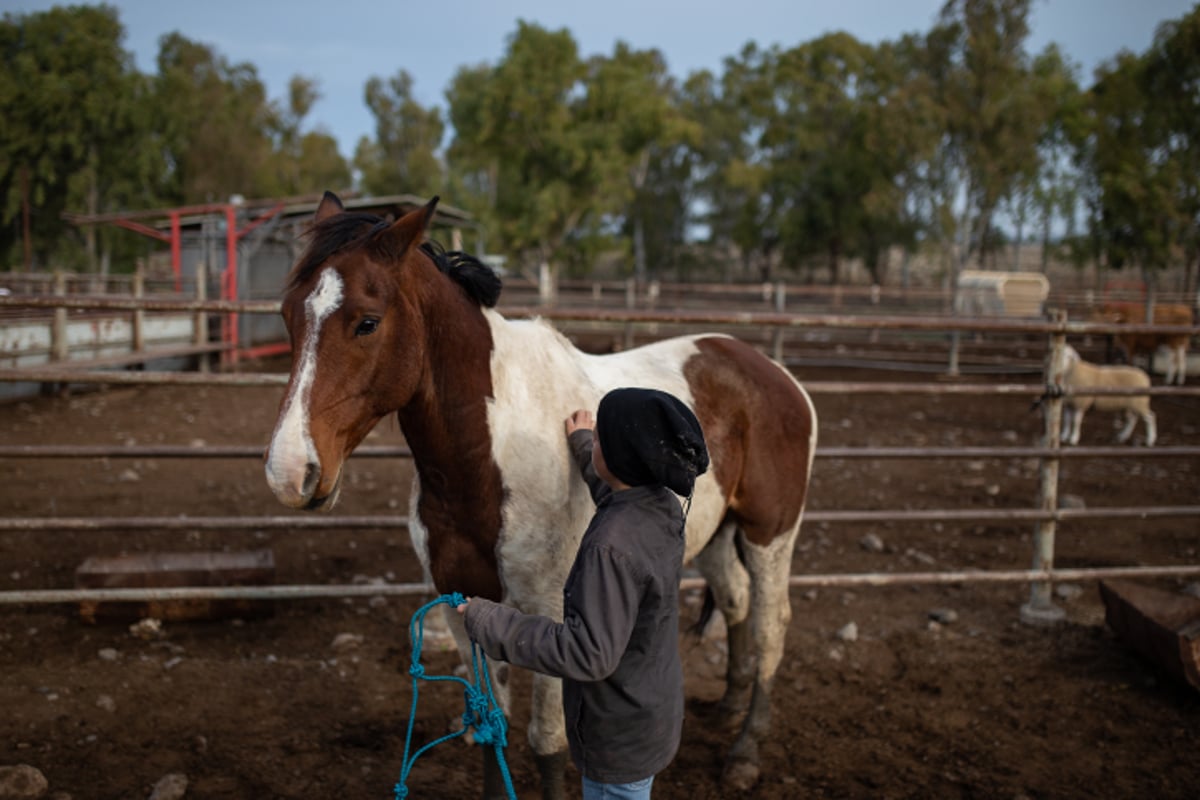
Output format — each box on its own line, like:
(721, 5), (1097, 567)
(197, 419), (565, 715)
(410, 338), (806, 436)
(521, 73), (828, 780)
(721, 758), (760, 792)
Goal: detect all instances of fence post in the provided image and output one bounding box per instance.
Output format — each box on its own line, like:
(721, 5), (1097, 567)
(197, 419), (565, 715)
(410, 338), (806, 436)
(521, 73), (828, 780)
(132, 261), (145, 354)
(195, 262), (210, 374)
(51, 271), (68, 363)
(772, 281), (786, 362)
(538, 262), (555, 306)
(1020, 309), (1068, 626)
(623, 278), (636, 351)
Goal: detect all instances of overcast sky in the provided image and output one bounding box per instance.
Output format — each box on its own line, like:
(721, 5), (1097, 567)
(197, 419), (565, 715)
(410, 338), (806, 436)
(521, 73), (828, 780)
(7, 0), (1197, 158)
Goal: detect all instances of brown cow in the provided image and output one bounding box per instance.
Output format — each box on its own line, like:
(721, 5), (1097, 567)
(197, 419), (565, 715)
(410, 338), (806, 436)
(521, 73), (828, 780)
(1099, 301), (1194, 385)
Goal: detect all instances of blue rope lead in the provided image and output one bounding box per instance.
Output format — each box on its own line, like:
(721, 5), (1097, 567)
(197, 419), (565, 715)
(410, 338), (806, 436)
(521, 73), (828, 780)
(394, 593), (517, 800)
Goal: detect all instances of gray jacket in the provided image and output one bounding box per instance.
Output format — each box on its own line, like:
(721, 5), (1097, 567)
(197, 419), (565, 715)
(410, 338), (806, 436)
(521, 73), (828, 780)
(463, 429), (686, 783)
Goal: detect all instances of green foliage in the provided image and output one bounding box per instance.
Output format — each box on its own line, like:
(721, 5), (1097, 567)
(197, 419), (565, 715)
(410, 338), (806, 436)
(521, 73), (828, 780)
(926, 0), (1046, 267)
(4, 2), (1197, 285)
(267, 76), (351, 197)
(0, 6), (351, 271)
(447, 21), (590, 270)
(0, 4), (146, 267)
(354, 70), (444, 198)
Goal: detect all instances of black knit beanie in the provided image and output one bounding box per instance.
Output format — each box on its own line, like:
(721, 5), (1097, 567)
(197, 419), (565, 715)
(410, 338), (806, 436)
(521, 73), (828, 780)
(595, 388), (709, 496)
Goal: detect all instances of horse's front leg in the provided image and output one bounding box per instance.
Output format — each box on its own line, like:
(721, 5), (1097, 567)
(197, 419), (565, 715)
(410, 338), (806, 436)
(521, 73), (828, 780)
(481, 660), (514, 800)
(528, 671), (569, 800)
(439, 605), (516, 800)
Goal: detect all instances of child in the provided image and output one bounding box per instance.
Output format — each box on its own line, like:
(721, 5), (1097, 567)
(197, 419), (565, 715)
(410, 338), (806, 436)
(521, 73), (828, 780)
(458, 387), (709, 800)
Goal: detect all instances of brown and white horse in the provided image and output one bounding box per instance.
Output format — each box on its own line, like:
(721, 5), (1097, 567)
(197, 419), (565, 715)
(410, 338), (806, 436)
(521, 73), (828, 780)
(263, 192), (817, 798)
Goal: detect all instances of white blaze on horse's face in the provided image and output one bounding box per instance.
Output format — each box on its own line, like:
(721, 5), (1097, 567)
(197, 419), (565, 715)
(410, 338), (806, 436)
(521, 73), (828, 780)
(265, 267), (344, 508)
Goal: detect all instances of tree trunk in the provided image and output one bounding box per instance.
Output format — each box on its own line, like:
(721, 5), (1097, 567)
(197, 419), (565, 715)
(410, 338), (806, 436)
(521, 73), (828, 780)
(633, 214), (647, 283)
(21, 166), (32, 271)
(88, 145), (100, 275)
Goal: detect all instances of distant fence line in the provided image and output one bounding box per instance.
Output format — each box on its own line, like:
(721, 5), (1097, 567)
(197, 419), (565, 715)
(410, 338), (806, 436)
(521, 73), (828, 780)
(4, 293), (1197, 336)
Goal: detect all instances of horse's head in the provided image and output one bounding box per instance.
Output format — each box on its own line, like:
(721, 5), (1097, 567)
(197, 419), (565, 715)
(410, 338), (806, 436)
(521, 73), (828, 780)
(263, 191), (500, 510)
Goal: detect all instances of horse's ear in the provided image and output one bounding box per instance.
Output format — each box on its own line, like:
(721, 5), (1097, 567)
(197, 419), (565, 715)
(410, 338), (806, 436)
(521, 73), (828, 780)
(315, 191), (344, 223)
(381, 196), (441, 255)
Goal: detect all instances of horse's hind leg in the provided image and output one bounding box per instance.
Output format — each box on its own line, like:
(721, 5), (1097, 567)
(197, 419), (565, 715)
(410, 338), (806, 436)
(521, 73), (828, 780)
(691, 520), (754, 717)
(721, 523), (800, 792)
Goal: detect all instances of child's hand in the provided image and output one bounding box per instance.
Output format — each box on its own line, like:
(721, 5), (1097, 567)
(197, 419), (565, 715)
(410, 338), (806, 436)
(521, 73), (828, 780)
(565, 409), (594, 435)
(455, 598), (470, 615)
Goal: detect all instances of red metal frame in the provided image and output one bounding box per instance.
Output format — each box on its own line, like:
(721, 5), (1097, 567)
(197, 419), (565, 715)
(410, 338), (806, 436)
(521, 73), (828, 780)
(85, 201), (288, 367)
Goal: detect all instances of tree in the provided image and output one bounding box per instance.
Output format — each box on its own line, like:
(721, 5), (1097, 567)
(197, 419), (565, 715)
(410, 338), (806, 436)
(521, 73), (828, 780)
(1015, 46), (1082, 273)
(1141, 7), (1200, 298)
(0, 5), (147, 269)
(1084, 52), (1170, 282)
(353, 70), (443, 198)
(682, 44), (778, 281)
(577, 42), (696, 280)
(762, 34), (885, 284)
(863, 33), (946, 286)
(446, 21), (591, 275)
(926, 0), (1046, 273)
(152, 33), (276, 204)
(267, 76), (350, 197)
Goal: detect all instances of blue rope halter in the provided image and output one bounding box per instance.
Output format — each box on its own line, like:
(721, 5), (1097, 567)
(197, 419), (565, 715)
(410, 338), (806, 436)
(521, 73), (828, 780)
(394, 592), (517, 800)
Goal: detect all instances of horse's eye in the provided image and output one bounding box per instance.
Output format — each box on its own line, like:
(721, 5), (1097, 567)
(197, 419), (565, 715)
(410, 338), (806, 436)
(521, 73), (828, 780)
(355, 318), (379, 337)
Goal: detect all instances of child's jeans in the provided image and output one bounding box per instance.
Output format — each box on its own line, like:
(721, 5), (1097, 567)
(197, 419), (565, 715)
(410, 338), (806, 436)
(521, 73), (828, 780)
(581, 774), (654, 800)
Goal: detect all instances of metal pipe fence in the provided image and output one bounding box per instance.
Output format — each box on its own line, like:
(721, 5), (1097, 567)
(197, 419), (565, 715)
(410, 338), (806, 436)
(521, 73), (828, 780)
(1, 291), (1197, 618)
(5, 564), (1200, 607)
(4, 443), (1200, 460)
(3, 506), (1198, 533)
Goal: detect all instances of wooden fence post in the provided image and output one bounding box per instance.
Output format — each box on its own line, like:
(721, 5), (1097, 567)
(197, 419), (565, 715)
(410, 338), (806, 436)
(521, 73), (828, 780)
(52, 271), (68, 363)
(623, 278), (636, 351)
(132, 261), (145, 354)
(195, 262), (210, 374)
(1021, 309), (1068, 626)
(772, 281), (786, 362)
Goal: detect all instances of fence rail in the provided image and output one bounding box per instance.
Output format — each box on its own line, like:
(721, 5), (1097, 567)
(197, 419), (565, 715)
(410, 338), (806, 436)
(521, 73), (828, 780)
(5, 564), (1200, 606)
(3, 443), (1200, 460)
(1, 290), (1197, 621)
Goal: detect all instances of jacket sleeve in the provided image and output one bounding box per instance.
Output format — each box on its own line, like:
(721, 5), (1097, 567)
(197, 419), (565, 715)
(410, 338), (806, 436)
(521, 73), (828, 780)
(463, 545), (641, 682)
(567, 429), (611, 505)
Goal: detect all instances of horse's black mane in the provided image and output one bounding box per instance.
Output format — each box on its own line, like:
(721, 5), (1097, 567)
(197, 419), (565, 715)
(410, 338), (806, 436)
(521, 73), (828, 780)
(419, 240), (503, 309)
(287, 210), (502, 308)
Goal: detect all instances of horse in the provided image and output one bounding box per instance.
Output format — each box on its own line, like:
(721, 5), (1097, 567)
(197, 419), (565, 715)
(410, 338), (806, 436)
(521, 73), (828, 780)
(1097, 301), (1193, 385)
(263, 192), (818, 798)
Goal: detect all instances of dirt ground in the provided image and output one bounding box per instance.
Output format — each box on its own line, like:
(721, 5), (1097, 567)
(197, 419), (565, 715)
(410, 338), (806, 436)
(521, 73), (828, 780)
(1, 347), (1198, 800)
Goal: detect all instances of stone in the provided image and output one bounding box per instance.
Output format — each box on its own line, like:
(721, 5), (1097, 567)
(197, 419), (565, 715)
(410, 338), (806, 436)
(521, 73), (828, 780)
(859, 533), (885, 553)
(330, 633), (363, 652)
(0, 764), (49, 799)
(147, 773), (187, 800)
